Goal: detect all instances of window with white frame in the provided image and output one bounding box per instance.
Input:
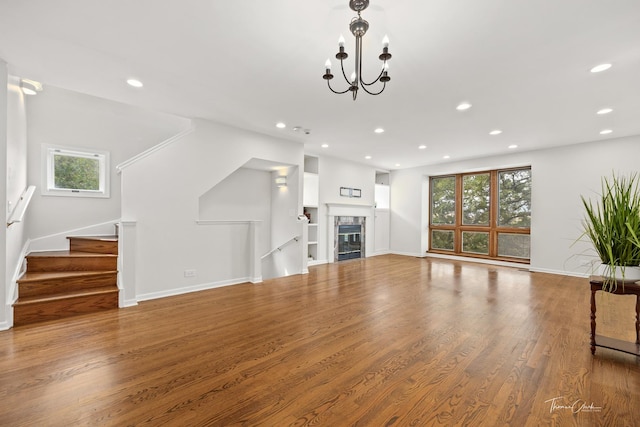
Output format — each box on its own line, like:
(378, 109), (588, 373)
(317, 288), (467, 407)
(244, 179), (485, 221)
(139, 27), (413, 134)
(42, 145), (110, 198)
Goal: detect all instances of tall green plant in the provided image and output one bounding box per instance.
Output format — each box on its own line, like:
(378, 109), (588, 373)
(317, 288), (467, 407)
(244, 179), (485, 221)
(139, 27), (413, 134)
(581, 173), (640, 291)
(629, 222), (640, 251)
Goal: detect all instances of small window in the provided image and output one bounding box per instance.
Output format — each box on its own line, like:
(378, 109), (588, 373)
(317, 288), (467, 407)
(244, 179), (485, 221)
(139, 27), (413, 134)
(42, 145), (110, 198)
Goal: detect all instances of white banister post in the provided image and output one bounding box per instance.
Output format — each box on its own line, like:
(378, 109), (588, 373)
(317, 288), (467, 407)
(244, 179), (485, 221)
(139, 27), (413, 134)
(301, 217), (309, 274)
(119, 221), (138, 307)
(250, 221), (262, 283)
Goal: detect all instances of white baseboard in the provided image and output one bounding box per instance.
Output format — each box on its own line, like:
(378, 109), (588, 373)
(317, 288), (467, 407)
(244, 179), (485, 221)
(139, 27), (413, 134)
(0, 303), (13, 330)
(120, 298), (139, 308)
(136, 277), (251, 302)
(370, 250), (392, 257)
(528, 267), (589, 278)
(391, 250), (426, 258)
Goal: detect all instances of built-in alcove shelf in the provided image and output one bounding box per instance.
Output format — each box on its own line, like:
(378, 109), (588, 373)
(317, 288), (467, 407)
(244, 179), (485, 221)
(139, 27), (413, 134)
(303, 157), (321, 264)
(304, 208), (319, 262)
(307, 223), (318, 245)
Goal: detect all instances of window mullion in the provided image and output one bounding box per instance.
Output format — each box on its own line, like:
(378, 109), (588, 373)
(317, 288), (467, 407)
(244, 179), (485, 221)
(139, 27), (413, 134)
(455, 175), (463, 254)
(489, 170), (498, 257)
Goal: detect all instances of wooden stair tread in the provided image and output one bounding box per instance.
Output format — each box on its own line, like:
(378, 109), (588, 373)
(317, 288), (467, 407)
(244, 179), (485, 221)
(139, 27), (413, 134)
(18, 270), (117, 283)
(67, 235), (118, 242)
(14, 286), (119, 305)
(27, 250), (117, 258)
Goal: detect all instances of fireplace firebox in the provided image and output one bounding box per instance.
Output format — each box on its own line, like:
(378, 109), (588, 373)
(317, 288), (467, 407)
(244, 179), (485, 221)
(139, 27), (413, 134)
(337, 224), (362, 261)
(334, 216), (365, 261)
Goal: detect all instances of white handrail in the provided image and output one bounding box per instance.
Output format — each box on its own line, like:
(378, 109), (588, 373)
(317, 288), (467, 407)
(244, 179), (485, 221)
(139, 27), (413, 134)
(261, 235), (301, 260)
(116, 126), (194, 172)
(7, 185), (36, 227)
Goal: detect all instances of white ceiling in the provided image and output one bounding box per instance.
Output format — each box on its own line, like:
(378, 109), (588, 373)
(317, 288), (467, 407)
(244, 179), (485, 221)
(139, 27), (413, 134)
(1, 0), (639, 170)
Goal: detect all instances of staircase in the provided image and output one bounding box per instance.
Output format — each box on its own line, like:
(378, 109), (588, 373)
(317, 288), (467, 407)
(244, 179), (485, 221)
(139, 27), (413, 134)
(13, 236), (119, 326)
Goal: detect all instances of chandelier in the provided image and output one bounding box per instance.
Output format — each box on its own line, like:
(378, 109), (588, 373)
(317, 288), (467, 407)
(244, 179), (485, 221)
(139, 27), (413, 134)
(323, 0), (392, 101)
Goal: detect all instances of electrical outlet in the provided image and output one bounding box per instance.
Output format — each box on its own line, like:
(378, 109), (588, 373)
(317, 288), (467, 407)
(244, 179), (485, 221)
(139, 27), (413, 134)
(184, 269), (197, 278)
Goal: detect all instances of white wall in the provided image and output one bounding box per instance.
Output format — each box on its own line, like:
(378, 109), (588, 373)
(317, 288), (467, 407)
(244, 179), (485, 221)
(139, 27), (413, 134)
(25, 85), (190, 239)
(374, 209), (390, 255)
(120, 119), (304, 301)
(389, 136), (640, 275)
(2, 68), (29, 329)
(319, 155), (376, 206)
(199, 167), (272, 256)
(388, 169), (426, 257)
(529, 137), (640, 275)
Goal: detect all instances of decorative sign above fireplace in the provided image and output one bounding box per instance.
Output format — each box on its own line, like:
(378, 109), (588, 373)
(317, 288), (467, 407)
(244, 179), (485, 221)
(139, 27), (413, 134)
(340, 187), (361, 198)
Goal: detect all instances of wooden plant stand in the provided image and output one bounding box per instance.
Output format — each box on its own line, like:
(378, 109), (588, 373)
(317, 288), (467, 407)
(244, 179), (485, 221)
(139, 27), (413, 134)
(589, 276), (640, 356)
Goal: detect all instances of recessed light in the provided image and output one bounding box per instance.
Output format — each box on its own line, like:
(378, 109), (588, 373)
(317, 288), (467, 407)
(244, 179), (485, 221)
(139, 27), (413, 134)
(456, 102), (472, 111)
(596, 108), (613, 115)
(365, 155), (372, 160)
(418, 145), (427, 150)
(126, 78), (143, 88)
(508, 144), (518, 149)
(590, 63), (612, 73)
(321, 143), (329, 148)
(489, 130), (502, 135)
(395, 163), (401, 167)
(374, 128), (385, 134)
(600, 129), (613, 135)
(276, 122), (286, 129)
(443, 155), (450, 159)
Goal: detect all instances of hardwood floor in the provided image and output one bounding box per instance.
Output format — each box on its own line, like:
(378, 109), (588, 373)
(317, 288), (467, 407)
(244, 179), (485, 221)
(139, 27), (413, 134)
(1, 255), (639, 426)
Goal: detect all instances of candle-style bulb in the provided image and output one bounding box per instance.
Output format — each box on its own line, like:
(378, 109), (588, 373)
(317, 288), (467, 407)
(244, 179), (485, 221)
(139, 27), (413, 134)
(325, 59), (332, 70)
(338, 35), (345, 47)
(382, 35), (390, 48)
(350, 71), (356, 83)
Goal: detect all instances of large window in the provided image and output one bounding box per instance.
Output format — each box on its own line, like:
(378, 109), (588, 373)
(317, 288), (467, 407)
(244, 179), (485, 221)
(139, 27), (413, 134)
(42, 145), (110, 198)
(429, 167), (531, 262)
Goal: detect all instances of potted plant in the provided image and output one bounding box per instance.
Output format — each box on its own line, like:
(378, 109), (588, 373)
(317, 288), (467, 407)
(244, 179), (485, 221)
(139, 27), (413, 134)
(581, 172), (640, 291)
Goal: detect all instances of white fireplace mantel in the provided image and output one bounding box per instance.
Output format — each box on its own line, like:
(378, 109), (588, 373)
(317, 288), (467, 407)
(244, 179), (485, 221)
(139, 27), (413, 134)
(326, 203), (375, 217)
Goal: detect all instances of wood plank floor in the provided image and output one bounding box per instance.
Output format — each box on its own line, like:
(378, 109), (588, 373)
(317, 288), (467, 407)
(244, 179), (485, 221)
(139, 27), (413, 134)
(1, 255), (639, 426)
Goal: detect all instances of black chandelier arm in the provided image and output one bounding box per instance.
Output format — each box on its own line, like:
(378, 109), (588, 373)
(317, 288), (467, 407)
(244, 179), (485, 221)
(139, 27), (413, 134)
(326, 79), (353, 95)
(359, 80), (386, 96)
(360, 65), (386, 87)
(339, 57), (353, 86)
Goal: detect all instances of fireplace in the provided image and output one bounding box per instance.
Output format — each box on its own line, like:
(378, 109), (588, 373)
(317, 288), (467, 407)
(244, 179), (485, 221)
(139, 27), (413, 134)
(335, 216), (365, 261)
(326, 203), (374, 264)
